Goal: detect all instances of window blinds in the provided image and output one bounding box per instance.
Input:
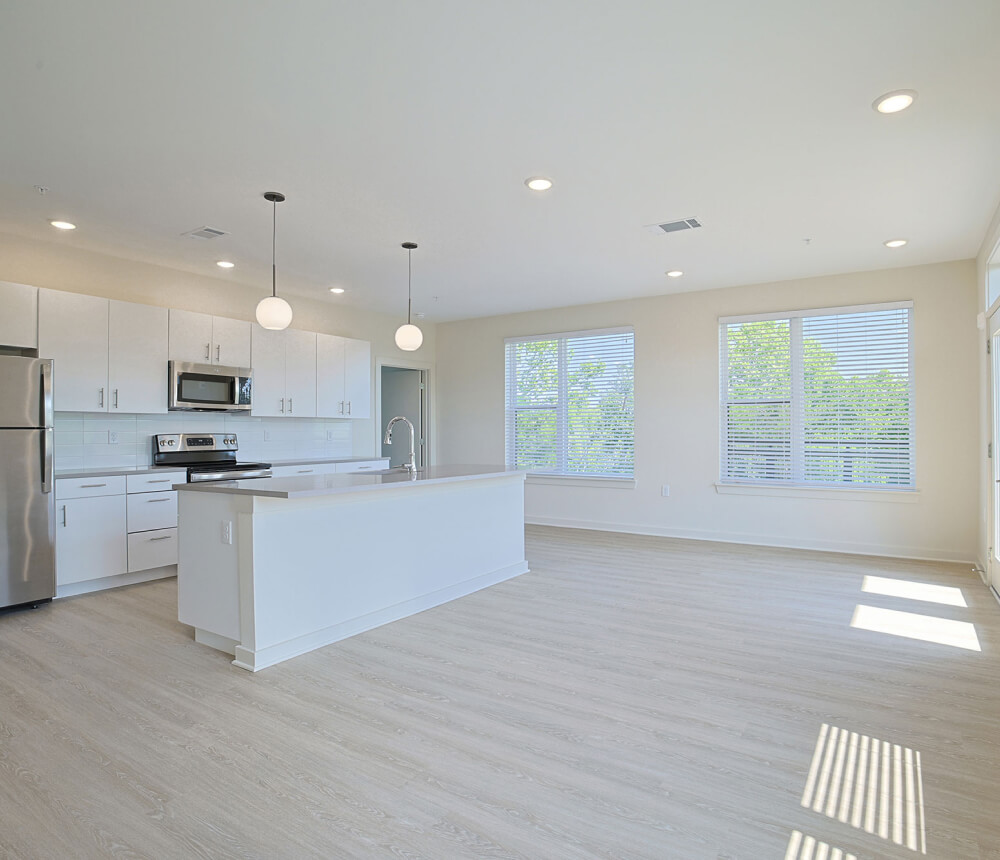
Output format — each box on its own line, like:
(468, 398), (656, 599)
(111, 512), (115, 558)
(505, 327), (634, 477)
(720, 303), (913, 488)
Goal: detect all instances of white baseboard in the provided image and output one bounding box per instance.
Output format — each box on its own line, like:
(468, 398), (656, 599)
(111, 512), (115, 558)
(232, 560), (530, 672)
(56, 565), (176, 599)
(525, 516), (975, 565)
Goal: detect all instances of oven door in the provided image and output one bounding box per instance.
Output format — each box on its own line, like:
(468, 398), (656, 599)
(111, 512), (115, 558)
(168, 361), (253, 412)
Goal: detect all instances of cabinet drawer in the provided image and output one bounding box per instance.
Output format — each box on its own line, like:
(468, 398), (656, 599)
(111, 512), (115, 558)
(126, 471), (186, 493)
(127, 528), (178, 572)
(127, 491), (177, 533)
(56, 475), (126, 500)
(336, 459), (389, 473)
(271, 463), (338, 478)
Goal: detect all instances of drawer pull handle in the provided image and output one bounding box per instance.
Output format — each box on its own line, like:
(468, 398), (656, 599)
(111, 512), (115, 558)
(297, 469), (314, 473)
(146, 498), (171, 503)
(148, 535), (173, 542)
(147, 479), (171, 484)
(79, 483), (107, 488)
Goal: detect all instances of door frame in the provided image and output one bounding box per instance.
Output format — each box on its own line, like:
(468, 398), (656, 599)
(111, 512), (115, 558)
(375, 356), (433, 468)
(988, 308), (1000, 599)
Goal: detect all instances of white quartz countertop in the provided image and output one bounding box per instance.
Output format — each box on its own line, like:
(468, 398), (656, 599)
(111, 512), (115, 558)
(54, 456), (383, 480)
(174, 465), (523, 498)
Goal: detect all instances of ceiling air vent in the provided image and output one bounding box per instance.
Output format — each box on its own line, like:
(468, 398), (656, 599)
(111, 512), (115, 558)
(183, 226), (229, 240)
(644, 217), (702, 235)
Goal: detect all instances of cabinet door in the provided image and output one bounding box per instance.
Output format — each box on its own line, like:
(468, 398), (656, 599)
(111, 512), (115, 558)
(0, 281), (38, 349)
(343, 337), (372, 419)
(109, 301), (168, 414)
(284, 329), (317, 417)
(211, 316), (251, 367)
(168, 309), (214, 364)
(250, 326), (287, 417)
(38, 289), (109, 412)
(56, 494), (127, 585)
(316, 333), (347, 417)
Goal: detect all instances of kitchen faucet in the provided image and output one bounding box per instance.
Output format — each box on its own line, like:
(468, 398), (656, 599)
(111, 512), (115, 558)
(384, 416), (417, 474)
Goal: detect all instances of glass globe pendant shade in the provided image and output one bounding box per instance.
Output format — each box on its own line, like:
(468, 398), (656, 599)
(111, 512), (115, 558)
(256, 295), (293, 330)
(395, 323), (423, 351)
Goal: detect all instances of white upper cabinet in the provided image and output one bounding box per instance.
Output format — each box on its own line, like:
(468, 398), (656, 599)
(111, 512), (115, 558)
(317, 333), (370, 419)
(39, 290), (168, 413)
(284, 329), (317, 417)
(0, 281), (38, 349)
(168, 309), (251, 367)
(38, 289), (110, 412)
(250, 326), (290, 417)
(108, 300), (168, 414)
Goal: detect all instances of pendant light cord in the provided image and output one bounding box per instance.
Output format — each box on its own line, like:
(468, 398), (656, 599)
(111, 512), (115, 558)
(271, 197), (277, 299)
(407, 247), (412, 325)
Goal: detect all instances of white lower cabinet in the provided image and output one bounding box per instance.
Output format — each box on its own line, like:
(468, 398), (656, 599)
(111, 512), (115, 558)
(126, 470), (183, 572)
(56, 478), (127, 586)
(337, 460), (388, 473)
(127, 529), (178, 573)
(270, 460), (388, 478)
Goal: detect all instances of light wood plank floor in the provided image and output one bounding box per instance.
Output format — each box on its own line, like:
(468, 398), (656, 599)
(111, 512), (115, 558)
(1, 526), (998, 859)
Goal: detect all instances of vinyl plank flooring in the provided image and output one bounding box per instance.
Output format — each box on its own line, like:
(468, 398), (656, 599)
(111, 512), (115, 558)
(1, 525), (999, 859)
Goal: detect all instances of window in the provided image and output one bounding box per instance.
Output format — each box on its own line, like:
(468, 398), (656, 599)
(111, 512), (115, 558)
(505, 327), (634, 478)
(720, 302), (913, 488)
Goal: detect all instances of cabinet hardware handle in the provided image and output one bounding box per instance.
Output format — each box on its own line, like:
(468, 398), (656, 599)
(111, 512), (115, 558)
(216, 344), (221, 362)
(113, 388), (119, 409)
(148, 535), (172, 542)
(339, 401), (344, 414)
(288, 397), (293, 414)
(280, 397), (285, 414)
(80, 483), (107, 488)
(346, 401), (351, 414)
(99, 387), (104, 408)
(62, 505), (67, 526)
(146, 498), (170, 503)
(205, 343), (211, 361)
(297, 469), (314, 473)
(147, 479), (171, 483)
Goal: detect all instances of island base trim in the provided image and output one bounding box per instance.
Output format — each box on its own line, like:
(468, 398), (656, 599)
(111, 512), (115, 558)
(231, 559), (529, 672)
(194, 628), (238, 656)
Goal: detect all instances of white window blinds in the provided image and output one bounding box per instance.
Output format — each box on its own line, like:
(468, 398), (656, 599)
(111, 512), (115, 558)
(720, 303), (914, 488)
(505, 327), (634, 477)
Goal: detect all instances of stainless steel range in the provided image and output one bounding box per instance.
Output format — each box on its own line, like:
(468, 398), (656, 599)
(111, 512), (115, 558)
(152, 434), (272, 482)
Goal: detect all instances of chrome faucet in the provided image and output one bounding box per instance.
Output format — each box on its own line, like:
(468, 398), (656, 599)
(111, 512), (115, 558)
(384, 416), (417, 473)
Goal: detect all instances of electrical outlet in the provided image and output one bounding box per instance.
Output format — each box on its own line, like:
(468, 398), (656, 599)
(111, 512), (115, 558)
(263, 430), (271, 442)
(221, 521), (232, 545)
(108, 431), (119, 444)
(326, 430), (334, 442)
(661, 484), (670, 497)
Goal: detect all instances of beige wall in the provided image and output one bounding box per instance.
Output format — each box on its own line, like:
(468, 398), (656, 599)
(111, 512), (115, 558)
(0, 231), (436, 456)
(438, 260), (979, 561)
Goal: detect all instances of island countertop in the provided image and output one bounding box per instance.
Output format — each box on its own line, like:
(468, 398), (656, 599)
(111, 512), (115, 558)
(173, 464), (522, 499)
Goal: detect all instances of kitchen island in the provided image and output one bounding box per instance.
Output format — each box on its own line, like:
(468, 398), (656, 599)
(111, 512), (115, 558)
(175, 465), (527, 671)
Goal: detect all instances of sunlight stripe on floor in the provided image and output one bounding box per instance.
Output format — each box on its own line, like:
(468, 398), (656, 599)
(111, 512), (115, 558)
(785, 830), (857, 860)
(861, 575), (967, 607)
(851, 604), (981, 651)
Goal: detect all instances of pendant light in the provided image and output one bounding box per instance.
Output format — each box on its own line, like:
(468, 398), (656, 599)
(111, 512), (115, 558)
(394, 241), (423, 351)
(255, 191), (294, 330)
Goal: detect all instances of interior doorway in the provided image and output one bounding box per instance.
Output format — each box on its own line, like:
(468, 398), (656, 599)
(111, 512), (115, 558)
(380, 365), (428, 469)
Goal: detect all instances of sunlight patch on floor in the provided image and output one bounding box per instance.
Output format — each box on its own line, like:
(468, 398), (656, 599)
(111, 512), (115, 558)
(861, 575), (967, 607)
(801, 723), (925, 853)
(785, 830), (857, 860)
(851, 604), (981, 652)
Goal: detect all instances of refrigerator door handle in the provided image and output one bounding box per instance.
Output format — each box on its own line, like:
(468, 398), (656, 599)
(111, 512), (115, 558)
(41, 427), (53, 494)
(40, 359), (54, 428)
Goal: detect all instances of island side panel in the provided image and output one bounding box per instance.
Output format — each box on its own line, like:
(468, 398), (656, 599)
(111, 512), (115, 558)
(177, 490), (247, 643)
(243, 474), (526, 665)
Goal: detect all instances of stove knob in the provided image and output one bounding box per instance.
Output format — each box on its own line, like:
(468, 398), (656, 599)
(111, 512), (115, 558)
(166, 439), (175, 446)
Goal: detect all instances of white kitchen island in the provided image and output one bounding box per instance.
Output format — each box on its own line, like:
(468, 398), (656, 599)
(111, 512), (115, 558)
(175, 465), (527, 671)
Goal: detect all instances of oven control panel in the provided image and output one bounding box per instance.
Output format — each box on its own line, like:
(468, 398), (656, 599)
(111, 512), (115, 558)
(153, 433), (238, 452)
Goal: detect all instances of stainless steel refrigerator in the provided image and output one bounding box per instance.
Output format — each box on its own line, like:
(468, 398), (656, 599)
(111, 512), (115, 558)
(0, 356), (55, 609)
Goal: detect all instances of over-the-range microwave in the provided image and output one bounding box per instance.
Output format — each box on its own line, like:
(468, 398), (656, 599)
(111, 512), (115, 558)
(168, 361), (253, 412)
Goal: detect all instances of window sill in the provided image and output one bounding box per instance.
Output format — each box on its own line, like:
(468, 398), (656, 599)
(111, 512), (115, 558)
(526, 473), (637, 490)
(714, 482), (920, 503)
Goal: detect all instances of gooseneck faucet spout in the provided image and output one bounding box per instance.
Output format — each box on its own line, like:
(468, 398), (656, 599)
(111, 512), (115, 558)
(384, 416), (417, 474)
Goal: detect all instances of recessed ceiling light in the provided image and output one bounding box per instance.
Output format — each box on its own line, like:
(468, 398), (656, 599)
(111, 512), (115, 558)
(216, 260), (235, 269)
(525, 176), (553, 191)
(884, 238), (908, 248)
(50, 220), (76, 230)
(666, 270), (684, 278)
(873, 90), (917, 114)
(329, 287), (345, 294)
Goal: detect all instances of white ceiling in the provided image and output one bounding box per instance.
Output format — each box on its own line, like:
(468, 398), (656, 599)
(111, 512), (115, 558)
(1, 0), (999, 322)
